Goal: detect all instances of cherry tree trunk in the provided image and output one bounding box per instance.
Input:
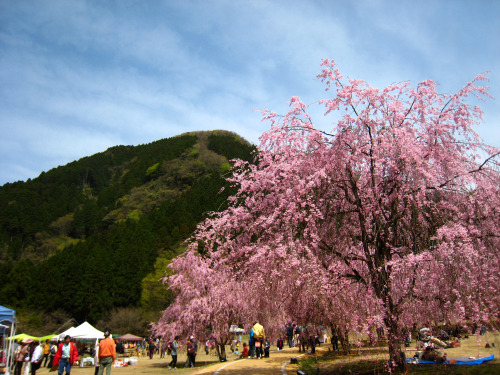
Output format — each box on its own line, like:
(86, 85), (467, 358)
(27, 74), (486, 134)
(216, 343), (227, 361)
(384, 316), (405, 371)
(334, 325), (350, 354)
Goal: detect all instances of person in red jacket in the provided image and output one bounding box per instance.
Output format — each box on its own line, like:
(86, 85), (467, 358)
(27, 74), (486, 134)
(240, 342), (249, 358)
(53, 336), (79, 375)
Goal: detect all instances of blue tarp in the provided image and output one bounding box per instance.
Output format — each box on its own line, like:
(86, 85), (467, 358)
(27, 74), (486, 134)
(0, 305), (16, 324)
(408, 354), (494, 365)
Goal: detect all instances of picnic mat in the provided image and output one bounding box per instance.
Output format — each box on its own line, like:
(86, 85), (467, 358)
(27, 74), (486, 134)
(407, 354), (494, 365)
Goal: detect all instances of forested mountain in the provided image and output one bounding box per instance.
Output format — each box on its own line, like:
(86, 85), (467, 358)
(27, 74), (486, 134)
(0, 131), (255, 326)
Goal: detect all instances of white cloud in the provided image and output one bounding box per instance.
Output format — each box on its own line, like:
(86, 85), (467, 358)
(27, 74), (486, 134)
(0, 0), (498, 184)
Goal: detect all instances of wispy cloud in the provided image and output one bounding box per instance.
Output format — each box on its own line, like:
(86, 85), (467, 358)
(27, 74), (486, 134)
(0, 0), (498, 184)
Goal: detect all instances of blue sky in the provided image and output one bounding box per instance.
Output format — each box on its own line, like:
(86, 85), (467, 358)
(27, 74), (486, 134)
(1, 0), (499, 185)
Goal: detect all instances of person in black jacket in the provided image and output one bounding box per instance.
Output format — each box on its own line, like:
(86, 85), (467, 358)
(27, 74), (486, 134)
(286, 323), (294, 347)
(277, 337), (284, 351)
(148, 340), (156, 359)
(185, 337), (197, 368)
(263, 339), (270, 358)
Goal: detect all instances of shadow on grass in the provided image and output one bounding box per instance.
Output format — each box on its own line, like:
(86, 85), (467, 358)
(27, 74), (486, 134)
(151, 359), (221, 369)
(298, 352), (500, 374)
(300, 360), (500, 374)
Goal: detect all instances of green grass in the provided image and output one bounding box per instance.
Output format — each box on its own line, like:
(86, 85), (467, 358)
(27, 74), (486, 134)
(297, 350), (499, 374)
(300, 359), (500, 374)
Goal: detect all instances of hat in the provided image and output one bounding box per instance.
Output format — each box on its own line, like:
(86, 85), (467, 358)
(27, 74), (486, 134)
(190, 336), (194, 340)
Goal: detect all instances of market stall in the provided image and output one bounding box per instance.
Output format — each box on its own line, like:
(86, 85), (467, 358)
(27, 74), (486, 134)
(0, 305), (16, 375)
(114, 334), (143, 357)
(60, 322), (104, 340)
(61, 322), (104, 367)
(6, 334), (38, 342)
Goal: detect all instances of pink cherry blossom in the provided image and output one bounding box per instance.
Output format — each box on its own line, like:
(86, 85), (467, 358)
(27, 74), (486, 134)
(155, 59), (499, 370)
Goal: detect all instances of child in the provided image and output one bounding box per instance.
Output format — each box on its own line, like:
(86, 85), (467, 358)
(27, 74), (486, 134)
(240, 343), (249, 358)
(277, 338), (283, 351)
(264, 340), (270, 358)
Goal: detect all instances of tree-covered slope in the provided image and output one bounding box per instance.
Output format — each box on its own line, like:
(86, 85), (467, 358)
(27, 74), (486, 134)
(0, 130), (255, 323)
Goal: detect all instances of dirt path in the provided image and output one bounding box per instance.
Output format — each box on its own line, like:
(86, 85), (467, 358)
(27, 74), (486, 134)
(192, 347), (305, 375)
(33, 346), (309, 375)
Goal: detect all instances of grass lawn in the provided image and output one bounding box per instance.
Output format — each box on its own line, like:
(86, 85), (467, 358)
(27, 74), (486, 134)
(295, 331), (499, 374)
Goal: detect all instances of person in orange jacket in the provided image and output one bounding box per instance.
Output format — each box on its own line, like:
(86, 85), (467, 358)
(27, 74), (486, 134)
(98, 328), (116, 375)
(53, 336), (79, 375)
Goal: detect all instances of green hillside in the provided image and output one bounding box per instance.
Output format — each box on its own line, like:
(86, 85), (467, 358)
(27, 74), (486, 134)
(0, 130), (255, 328)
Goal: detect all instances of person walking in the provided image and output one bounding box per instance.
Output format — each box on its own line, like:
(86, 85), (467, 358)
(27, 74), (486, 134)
(205, 340), (210, 355)
(309, 332), (316, 354)
(42, 340), (50, 367)
(263, 339), (270, 358)
(53, 336), (79, 375)
(277, 337), (284, 351)
(148, 340), (155, 359)
(14, 340), (29, 375)
(185, 337), (196, 368)
(97, 329), (116, 375)
(30, 342), (43, 375)
(23, 343), (32, 375)
(331, 330), (338, 351)
(160, 341), (167, 359)
(47, 342), (57, 368)
(168, 336), (180, 370)
(192, 337), (198, 365)
(294, 325), (301, 346)
(252, 321), (265, 359)
(286, 323), (294, 348)
(249, 326), (255, 358)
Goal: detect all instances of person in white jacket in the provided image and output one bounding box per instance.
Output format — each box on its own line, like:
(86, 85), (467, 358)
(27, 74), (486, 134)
(30, 342), (43, 375)
(23, 343), (31, 375)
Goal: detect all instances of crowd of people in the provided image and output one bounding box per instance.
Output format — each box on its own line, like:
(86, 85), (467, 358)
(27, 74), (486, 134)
(9, 322), (270, 374)
(10, 329), (117, 375)
(153, 320), (336, 369)
(153, 319), (337, 370)
(277, 322), (331, 355)
(11, 335), (81, 375)
(11, 320), (483, 374)
(407, 325), (468, 363)
(7, 318), (340, 374)
(143, 335), (198, 370)
(248, 321), (267, 359)
(12, 339), (60, 375)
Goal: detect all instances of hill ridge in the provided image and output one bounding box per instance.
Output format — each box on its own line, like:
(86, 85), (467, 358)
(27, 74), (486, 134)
(0, 130), (255, 326)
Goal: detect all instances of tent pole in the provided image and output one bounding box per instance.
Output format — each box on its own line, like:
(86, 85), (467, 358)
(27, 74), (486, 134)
(6, 317), (16, 375)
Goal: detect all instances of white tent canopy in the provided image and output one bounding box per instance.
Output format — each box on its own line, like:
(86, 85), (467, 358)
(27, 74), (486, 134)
(229, 325), (245, 333)
(56, 326), (76, 340)
(58, 322), (104, 340)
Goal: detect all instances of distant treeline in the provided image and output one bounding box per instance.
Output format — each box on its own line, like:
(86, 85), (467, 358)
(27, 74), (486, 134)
(0, 131), (255, 322)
